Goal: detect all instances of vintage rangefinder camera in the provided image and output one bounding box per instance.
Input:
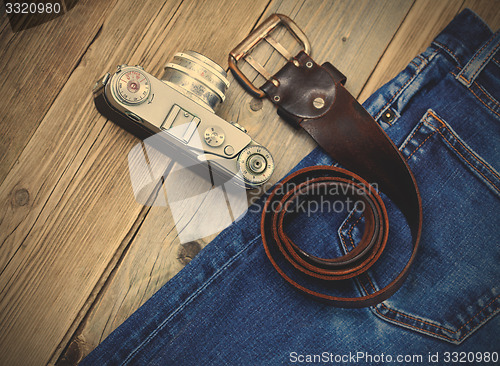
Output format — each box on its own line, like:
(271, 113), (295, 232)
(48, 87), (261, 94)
(92, 51), (274, 188)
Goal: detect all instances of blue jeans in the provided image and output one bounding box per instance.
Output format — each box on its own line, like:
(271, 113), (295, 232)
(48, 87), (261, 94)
(83, 9), (500, 365)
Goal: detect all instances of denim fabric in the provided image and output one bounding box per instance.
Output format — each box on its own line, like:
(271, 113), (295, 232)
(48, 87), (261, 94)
(82, 10), (500, 365)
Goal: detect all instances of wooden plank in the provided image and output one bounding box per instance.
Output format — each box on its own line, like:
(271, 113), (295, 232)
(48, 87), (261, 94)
(461, 0), (500, 30)
(59, 0), (415, 364)
(0, 0), (284, 365)
(219, 0), (414, 183)
(358, 0), (500, 102)
(0, 0), (118, 185)
(0, 1), (186, 365)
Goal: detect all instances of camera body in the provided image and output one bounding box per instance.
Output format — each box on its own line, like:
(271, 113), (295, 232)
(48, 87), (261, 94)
(92, 51), (274, 188)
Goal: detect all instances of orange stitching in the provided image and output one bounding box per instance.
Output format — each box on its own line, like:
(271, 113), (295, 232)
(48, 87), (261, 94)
(466, 41), (500, 84)
(376, 72), (417, 120)
(339, 210), (358, 252)
(451, 71), (500, 119)
(379, 303), (454, 333)
(400, 121), (425, 152)
(459, 74), (470, 82)
(460, 33), (497, 83)
(406, 130), (439, 160)
(348, 106), (499, 340)
(355, 240), (500, 341)
(436, 130), (500, 192)
(365, 274), (376, 292)
(454, 296), (499, 333)
(455, 306), (499, 342)
(355, 199), (500, 340)
(428, 110), (500, 181)
(432, 41), (462, 65)
(351, 223), (460, 334)
(364, 274), (453, 332)
(339, 226), (349, 252)
(374, 306), (457, 342)
(403, 110), (466, 161)
(412, 54), (424, 65)
(347, 215), (363, 250)
(426, 110), (445, 127)
(474, 82), (500, 109)
(376, 296), (499, 342)
(358, 278), (369, 294)
(468, 84), (500, 118)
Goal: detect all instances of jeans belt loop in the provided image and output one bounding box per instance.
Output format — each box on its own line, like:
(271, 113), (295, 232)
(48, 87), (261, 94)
(456, 30), (500, 87)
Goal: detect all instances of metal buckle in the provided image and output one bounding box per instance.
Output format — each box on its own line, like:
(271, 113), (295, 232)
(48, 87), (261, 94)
(229, 14), (311, 98)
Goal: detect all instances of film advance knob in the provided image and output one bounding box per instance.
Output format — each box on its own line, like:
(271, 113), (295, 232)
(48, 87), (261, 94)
(237, 145), (274, 186)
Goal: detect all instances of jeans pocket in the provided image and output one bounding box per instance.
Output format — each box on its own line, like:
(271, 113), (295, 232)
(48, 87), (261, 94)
(339, 109), (500, 344)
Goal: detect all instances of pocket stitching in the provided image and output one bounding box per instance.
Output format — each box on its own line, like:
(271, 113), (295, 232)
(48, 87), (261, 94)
(374, 292), (499, 343)
(451, 70), (500, 119)
(475, 81), (500, 109)
(406, 129), (440, 160)
(426, 110), (500, 193)
(438, 112), (500, 179)
(467, 85), (500, 119)
(430, 109), (500, 180)
(339, 209), (361, 252)
(436, 129), (500, 193)
(343, 109), (500, 343)
(347, 215), (363, 250)
(352, 256), (500, 343)
(400, 120), (426, 152)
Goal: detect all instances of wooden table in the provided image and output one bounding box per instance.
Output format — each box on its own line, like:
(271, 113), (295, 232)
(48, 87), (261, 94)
(0, 1), (498, 364)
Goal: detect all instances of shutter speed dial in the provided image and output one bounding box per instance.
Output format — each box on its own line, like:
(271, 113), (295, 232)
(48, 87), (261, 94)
(237, 145), (274, 186)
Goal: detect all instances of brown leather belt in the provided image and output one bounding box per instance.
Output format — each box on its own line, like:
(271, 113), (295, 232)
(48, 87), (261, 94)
(229, 14), (422, 308)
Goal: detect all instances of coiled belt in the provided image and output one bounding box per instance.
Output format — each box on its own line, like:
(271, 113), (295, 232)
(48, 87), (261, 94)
(231, 14), (422, 308)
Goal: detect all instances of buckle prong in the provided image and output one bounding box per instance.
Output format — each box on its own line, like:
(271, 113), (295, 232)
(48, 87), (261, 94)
(244, 54), (273, 80)
(264, 35), (293, 60)
(229, 14), (311, 98)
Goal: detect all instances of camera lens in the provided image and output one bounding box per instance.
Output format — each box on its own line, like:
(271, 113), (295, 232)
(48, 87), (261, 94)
(162, 51), (229, 111)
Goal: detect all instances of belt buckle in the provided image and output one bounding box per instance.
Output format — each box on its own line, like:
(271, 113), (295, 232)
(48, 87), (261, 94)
(228, 14), (311, 98)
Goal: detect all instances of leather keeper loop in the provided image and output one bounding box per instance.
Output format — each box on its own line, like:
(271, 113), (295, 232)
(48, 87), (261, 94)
(261, 52), (336, 120)
(259, 52), (422, 308)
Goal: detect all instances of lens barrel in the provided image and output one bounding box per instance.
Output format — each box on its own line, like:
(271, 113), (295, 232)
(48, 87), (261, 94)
(162, 51), (229, 111)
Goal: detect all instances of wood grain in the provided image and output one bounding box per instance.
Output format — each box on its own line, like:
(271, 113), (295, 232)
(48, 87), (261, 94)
(461, 0), (500, 30)
(0, 0), (277, 365)
(0, 1), (186, 364)
(58, 0), (417, 364)
(0, 0), (118, 185)
(1, 1), (498, 365)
